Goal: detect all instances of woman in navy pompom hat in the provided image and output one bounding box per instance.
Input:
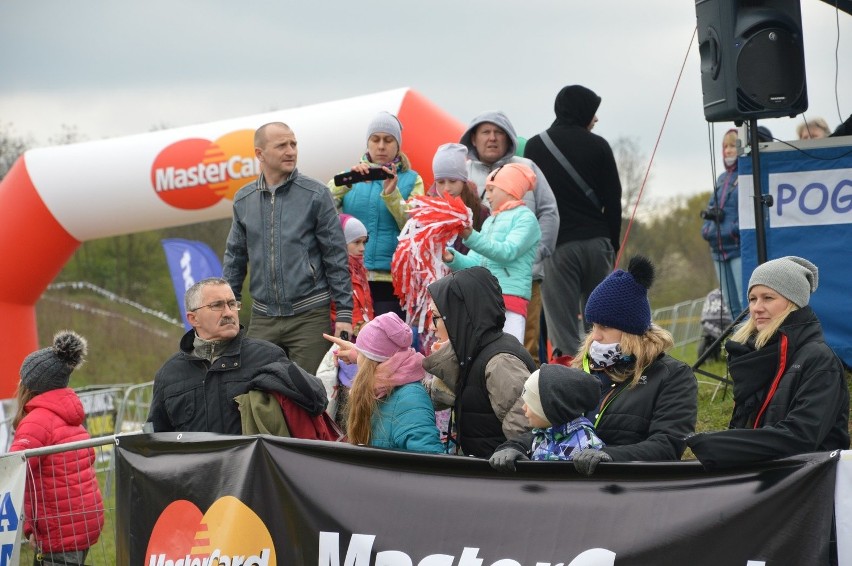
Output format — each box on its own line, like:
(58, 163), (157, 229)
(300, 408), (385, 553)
(566, 256), (698, 475)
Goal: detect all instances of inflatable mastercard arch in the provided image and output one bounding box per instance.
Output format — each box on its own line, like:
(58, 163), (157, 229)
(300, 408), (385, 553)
(0, 88), (464, 399)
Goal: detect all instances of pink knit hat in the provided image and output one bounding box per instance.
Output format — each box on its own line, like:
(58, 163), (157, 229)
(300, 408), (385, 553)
(485, 162), (536, 200)
(356, 312), (412, 362)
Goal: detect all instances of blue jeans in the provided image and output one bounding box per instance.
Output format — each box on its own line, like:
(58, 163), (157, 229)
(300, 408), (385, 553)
(714, 256), (743, 316)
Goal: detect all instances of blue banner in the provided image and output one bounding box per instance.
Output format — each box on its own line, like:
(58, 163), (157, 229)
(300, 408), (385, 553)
(739, 137), (852, 365)
(161, 239), (223, 330)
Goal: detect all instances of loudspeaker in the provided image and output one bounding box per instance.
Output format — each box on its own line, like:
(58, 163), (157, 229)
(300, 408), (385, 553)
(695, 0), (808, 122)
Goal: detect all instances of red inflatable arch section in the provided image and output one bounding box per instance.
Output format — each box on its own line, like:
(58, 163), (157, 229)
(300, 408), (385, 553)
(0, 88), (464, 399)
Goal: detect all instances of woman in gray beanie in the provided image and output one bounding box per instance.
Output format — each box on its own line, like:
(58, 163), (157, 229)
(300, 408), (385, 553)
(328, 111), (425, 319)
(10, 330), (105, 564)
(688, 256), (850, 471)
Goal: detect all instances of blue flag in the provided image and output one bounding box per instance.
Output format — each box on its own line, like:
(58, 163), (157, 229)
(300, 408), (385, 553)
(161, 239), (223, 330)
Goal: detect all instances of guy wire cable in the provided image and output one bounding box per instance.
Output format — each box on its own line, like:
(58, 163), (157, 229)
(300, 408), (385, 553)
(615, 26), (697, 269)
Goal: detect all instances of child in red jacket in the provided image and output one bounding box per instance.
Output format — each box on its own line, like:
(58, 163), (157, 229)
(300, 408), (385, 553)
(10, 330), (105, 565)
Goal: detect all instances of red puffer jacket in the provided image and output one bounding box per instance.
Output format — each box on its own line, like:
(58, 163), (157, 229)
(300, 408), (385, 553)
(10, 388), (105, 553)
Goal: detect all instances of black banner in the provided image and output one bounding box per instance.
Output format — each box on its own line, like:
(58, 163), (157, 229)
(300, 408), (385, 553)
(115, 434), (839, 566)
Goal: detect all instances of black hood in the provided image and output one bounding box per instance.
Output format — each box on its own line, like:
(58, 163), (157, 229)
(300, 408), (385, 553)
(553, 85), (601, 129)
(427, 267), (505, 378)
(539, 364), (601, 424)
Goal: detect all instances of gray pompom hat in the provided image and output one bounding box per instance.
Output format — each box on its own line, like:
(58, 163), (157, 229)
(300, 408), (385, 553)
(20, 330), (88, 393)
(748, 256), (818, 307)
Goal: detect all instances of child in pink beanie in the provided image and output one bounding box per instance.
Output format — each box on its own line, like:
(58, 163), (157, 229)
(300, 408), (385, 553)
(324, 312), (443, 454)
(442, 162), (542, 343)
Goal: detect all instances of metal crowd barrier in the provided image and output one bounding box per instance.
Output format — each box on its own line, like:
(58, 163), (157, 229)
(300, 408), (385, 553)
(3, 435), (119, 566)
(651, 297), (705, 349)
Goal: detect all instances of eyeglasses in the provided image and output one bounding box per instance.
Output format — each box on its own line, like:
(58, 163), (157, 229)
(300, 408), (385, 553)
(430, 311), (442, 329)
(190, 300), (241, 312)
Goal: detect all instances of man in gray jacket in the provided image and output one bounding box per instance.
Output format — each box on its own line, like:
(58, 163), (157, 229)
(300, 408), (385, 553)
(460, 111), (559, 363)
(223, 122), (353, 374)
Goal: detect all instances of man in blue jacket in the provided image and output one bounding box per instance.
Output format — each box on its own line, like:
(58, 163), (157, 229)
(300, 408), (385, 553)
(223, 122), (353, 373)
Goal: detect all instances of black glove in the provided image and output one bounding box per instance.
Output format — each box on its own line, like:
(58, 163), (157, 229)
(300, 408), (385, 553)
(489, 446), (529, 472)
(573, 449), (612, 475)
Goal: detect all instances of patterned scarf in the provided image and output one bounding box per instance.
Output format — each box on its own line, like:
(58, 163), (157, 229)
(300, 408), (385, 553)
(531, 417), (606, 461)
(362, 152), (402, 171)
(588, 341), (634, 370)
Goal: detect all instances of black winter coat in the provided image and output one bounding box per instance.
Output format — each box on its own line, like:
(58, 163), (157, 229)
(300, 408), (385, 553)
(591, 354), (697, 462)
(148, 328), (327, 434)
(498, 354), (697, 462)
(688, 307), (850, 470)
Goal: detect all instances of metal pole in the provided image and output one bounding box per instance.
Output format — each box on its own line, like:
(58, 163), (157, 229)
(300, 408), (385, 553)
(749, 119), (769, 265)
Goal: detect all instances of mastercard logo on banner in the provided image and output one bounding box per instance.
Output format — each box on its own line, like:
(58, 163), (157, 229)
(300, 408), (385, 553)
(146, 496), (276, 565)
(151, 130), (259, 210)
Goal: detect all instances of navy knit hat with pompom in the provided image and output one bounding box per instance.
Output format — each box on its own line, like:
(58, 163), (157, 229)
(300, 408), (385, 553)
(584, 256), (655, 336)
(20, 330), (88, 393)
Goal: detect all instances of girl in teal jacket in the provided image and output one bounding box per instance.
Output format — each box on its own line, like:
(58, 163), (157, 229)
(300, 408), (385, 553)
(444, 163), (541, 343)
(325, 312), (443, 454)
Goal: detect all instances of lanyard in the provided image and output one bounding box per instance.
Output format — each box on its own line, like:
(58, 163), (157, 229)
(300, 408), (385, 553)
(583, 355), (629, 428)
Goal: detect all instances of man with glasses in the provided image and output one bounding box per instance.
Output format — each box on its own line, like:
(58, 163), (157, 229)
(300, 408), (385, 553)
(146, 278), (328, 434)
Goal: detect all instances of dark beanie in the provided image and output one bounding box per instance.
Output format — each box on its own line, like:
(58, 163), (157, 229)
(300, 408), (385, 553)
(20, 330), (88, 393)
(553, 85), (601, 128)
(539, 364), (601, 424)
(585, 256), (655, 336)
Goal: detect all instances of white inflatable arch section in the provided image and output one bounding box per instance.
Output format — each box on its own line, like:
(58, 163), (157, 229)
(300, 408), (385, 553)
(0, 88), (463, 398)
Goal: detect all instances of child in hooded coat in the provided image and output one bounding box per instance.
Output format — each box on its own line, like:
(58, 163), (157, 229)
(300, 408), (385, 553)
(489, 364), (605, 470)
(10, 331), (105, 565)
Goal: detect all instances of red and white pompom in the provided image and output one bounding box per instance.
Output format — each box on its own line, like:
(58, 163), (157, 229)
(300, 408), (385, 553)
(392, 195), (472, 336)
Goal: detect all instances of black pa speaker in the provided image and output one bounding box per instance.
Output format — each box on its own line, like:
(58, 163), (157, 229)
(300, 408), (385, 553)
(695, 0), (808, 122)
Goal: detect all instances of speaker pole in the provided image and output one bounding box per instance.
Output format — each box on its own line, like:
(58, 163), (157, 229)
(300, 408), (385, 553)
(691, 121), (770, 388)
(748, 119), (769, 265)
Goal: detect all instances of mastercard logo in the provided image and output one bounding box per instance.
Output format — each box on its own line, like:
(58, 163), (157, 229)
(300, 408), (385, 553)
(146, 496), (276, 565)
(151, 130), (259, 210)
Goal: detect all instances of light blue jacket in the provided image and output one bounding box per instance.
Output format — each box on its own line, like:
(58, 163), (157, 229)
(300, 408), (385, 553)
(446, 205), (541, 300)
(460, 110), (559, 281)
(371, 382), (444, 454)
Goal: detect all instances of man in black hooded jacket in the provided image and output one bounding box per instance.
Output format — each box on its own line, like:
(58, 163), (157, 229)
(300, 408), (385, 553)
(525, 85), (623, 358)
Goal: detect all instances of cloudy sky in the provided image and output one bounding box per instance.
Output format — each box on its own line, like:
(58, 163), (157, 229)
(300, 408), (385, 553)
(1, 1), (850, 204)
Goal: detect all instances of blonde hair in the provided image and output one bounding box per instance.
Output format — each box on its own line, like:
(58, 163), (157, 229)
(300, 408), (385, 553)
(12, 382), (38, 430)
(796, 118), (831, 140)
(731, 302), (798, 349)
(572, 324), (674, 387)
(346, 355), (381, 446)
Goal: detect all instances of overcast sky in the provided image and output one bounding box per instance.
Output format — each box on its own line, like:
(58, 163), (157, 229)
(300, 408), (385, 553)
(1, 1), (850, 204)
